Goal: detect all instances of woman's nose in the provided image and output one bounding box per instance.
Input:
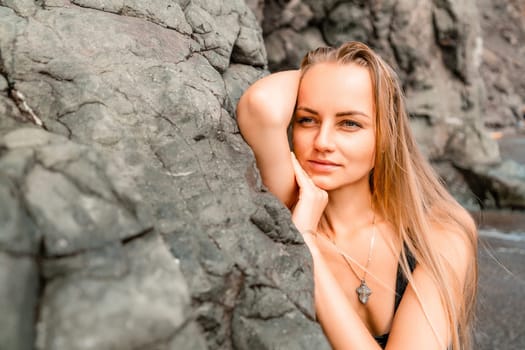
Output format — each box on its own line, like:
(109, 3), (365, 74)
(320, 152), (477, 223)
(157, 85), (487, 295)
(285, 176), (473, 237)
(313, 123), (335, 152)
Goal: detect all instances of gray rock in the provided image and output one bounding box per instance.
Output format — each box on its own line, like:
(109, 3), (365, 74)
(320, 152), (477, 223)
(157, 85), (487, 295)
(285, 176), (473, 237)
(231, 4), (267, 66)
(233, 309), (331, 350)
(0, 252), (39, 350)
(0, 129), (150, 257)
(0, 0), (38, 17)
(322, 1), (373, 46)
(71, 0), (193, 34)
(36, 233), (200, 350)
(0, 128), (200, 349)
(244, 0), (264, 25)
(0, 172), (40, 254)
(457, 159), (525, 209)
(0, 74), (8, 92)
(1, 128), (67, 149)
(265, 27), (325, 71)
(477, 0), (525, 129)
(0, 1), (326, 349)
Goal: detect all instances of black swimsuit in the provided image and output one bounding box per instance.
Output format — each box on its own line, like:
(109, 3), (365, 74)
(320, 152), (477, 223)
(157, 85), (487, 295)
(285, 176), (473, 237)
(373, 250), (417, 348)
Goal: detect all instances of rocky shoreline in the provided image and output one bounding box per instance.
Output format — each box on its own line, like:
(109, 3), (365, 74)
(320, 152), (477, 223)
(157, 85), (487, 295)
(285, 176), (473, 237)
(0, 0), (523, 349)
(470, 132), (525, 234)
(473, 209), (525, 234)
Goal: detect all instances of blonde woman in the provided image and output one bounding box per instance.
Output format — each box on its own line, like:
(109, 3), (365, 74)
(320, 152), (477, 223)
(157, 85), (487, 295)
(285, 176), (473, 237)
(236, 41), (478, 349)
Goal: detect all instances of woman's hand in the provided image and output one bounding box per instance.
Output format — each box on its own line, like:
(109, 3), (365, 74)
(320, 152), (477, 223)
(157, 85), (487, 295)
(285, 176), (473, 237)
(290, 152), (328, 242)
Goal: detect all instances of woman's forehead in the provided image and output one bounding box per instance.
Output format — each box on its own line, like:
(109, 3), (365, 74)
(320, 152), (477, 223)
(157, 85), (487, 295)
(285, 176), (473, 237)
(298, 62), (374, 113)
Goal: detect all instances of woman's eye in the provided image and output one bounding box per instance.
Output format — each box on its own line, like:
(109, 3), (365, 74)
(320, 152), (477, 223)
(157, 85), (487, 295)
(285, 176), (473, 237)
(296, 116), (315, 125)
(341, 120), (361, 128)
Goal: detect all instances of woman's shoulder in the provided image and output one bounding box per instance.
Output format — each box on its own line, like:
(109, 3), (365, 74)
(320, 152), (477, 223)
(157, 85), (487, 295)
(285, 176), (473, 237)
(428, 207), (478, 276)
(428, 205), (478, 243)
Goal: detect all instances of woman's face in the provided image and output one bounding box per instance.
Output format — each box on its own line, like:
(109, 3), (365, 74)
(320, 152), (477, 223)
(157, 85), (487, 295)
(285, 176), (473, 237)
(292, 62), (376, 192)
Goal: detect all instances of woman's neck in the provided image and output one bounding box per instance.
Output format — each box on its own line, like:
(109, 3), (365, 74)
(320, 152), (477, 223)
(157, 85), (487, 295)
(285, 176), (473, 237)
(319, 181), (375, 240)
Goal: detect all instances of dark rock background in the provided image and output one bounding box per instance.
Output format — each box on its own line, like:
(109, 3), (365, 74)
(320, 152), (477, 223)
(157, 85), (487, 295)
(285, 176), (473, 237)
(477, 0), (525, 130)
(0, 0), (523, 349)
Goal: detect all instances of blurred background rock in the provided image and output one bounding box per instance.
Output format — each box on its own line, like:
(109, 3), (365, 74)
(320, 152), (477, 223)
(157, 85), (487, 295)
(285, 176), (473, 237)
(0, 0), (523, 349)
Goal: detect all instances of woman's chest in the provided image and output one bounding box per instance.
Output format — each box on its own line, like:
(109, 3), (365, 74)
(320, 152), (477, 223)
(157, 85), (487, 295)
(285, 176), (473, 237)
(317, 236), (401, 336)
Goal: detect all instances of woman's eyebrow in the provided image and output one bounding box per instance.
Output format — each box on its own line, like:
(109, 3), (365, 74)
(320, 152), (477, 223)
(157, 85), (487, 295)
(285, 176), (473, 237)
(296, 106), (370, 119)
(295, 106), (318, 114)
(335, 110), (371, 119)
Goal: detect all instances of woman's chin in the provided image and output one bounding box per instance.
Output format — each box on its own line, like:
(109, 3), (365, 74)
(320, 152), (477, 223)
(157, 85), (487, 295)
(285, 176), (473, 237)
(311, 179), (337, 191)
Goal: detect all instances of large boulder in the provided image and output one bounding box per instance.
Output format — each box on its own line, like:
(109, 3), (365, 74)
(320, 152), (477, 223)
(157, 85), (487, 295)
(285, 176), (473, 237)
(0, 1), (329, 349)
(0, 128), (200, 350)
(253, 0), (525, 210)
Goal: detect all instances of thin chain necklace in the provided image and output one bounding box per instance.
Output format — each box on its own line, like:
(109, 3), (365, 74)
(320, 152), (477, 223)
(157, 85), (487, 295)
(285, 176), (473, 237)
(326, 214), (377, 305)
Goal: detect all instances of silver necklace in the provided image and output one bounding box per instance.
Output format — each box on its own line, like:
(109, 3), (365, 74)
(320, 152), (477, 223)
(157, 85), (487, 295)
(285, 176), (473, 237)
(327, 216), (377, 305)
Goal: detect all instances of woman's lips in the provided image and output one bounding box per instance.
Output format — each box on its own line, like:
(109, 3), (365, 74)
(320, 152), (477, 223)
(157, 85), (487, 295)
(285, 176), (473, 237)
(307, 159), (341, 172)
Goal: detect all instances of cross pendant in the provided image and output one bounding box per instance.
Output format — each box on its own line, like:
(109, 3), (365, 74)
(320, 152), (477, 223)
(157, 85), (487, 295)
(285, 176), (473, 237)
(356, 280), (372, 304)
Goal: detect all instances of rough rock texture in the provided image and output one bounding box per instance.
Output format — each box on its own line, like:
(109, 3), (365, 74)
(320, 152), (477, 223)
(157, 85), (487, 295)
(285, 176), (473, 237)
(0, 128), (204, 350)
(252, 0), (525, 210)
(0, 1), (330, 349)
(477, 0), (525, 129)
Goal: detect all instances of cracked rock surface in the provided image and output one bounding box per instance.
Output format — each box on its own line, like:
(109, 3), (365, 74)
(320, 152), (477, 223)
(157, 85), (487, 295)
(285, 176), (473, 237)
(0, 1), (328, 349)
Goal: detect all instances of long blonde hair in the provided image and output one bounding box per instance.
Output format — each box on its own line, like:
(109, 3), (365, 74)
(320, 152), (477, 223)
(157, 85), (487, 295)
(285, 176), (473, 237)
(300, 41), (478, 349)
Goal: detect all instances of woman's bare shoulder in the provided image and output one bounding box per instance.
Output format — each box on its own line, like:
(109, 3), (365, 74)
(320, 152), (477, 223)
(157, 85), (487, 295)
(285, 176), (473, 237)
(428, 208), (478, 277)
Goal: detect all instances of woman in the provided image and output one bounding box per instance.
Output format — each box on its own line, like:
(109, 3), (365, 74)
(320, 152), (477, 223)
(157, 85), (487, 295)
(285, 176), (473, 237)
(236, 41), (477, 349)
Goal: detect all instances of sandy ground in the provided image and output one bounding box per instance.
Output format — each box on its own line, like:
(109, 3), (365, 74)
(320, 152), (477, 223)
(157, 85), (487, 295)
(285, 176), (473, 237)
(475, 231), (525, 350)
(473, 134), (525, 349)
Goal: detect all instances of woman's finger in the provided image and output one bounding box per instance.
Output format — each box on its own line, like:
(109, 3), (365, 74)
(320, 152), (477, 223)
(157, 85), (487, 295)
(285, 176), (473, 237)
(290, 152), (328, 234)
(291, 152), (327, 202)
(291, 152), (313, 188)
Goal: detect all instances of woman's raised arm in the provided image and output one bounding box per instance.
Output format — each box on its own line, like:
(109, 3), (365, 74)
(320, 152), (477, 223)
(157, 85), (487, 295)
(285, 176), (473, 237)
(236, 70), (301, 208)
